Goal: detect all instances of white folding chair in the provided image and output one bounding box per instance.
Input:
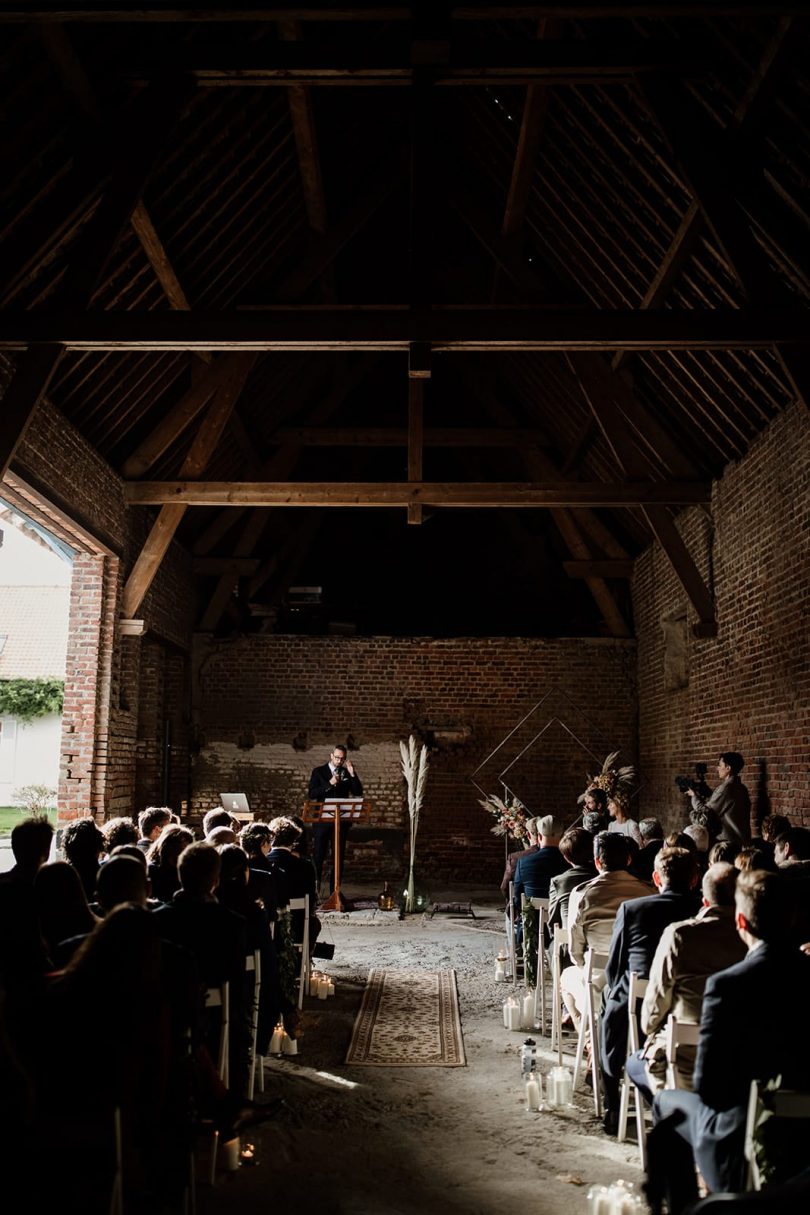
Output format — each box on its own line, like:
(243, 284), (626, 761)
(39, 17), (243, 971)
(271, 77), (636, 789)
(288, 895), (311, 1010)
(521, 896), (550, 1035)
(664, 1015), (701, 1091)
(744, 1079), (810, 1191)
(245, 950), (261, 1099)
(572, 948), (609, 1117)
(617, 972), (649, 1167)
(550, 926), (570, 1063)
(203, 982), (230, 1185)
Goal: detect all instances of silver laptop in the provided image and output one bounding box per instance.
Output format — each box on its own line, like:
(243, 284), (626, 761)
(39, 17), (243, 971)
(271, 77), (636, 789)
(220, 792), (251, 818)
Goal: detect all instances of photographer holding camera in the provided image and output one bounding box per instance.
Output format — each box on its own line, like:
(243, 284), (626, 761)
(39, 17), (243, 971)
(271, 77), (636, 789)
(679, 752), (751, 851)
(308, 744), (363, 891)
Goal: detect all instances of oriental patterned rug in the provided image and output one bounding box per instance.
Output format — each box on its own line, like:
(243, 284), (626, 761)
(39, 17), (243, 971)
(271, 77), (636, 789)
(345, 968), (466, 1067)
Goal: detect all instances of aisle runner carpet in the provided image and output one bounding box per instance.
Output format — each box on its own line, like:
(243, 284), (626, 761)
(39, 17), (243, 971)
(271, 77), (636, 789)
(345, 968), (466, 1067)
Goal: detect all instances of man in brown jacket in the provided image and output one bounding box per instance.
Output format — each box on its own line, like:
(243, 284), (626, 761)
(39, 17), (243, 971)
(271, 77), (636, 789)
(562, 831), (650, 1029)
(625, 862), (747, 1099)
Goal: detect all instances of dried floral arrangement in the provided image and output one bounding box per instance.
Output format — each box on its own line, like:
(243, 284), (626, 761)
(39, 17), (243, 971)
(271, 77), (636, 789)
(478, 792), (529, 841)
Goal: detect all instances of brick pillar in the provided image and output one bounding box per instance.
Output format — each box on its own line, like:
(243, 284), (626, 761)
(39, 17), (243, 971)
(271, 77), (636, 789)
(58, 553), (120, 821)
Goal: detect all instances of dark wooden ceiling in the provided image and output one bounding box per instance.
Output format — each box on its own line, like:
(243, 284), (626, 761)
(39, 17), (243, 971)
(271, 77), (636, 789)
(1, 4), (808, 639)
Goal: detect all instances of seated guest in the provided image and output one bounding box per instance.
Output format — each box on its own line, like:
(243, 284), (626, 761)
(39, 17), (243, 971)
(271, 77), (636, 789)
(206, 825), (237, 848)
(54, 855), (152, 964)
(647, 869), (810, 1215)
(632, 818), (664, 882)
(774, 826), (810, 870)
(146, 824), (194, 904)
(100, 816), (138, 855)
(548, 828), (597, 933)
(136, 806), (172, 853)
(264, 816), (320, 949)
(562, 832), (650, 1032)
(683, 822), (710, 860)
(0, 815), (54, 982)
(513, 816), (568, 902)
(61, 817), (106, 902)
(600, 847), (700, 1133)
(773, 827), (810, 945)
(580, 787), (610, 834)
(607, 792), (643, 847)
(760, 813), (791, 853)
(154, 843), (248, 1096)
(501, 817), (541, 896)
(626, 862), (746, 1099)
(707, 839), (737, 866)
(735, 845), (776, 872)
(34, 861), (100, 962)
(203, 808), (236, 838)
(240, 823), (281, 921)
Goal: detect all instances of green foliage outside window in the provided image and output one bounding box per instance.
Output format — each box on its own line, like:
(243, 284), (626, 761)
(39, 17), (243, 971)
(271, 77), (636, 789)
(0, 678), (65, 723)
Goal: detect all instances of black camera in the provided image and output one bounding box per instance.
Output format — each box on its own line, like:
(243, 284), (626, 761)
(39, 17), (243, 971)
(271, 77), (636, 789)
(674, 762), (709, 794)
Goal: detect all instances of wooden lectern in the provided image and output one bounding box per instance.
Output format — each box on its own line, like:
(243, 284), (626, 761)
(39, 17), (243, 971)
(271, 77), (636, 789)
(302, 798), (372, 911)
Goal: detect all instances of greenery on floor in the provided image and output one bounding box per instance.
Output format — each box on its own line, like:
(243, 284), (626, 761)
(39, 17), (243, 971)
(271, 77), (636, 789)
(0, 806), (57, 837)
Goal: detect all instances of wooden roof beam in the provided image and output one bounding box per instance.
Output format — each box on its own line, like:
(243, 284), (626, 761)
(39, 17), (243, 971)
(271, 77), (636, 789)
(3, 307), (804, 351)
(269, 426), (548, 446)
(127, 480), (709, 509)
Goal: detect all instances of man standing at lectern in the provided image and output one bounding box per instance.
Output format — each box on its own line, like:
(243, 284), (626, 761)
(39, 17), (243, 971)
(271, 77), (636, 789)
(309, 745), (363, 891)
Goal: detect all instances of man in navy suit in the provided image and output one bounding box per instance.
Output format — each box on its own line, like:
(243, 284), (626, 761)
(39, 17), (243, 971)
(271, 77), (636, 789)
(646, 869), (810, 1214)
(308, 744), (362, 889)
(600, 846), (700, 1133)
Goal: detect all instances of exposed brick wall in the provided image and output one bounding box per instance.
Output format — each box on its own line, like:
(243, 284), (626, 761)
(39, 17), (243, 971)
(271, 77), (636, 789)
(192, 635), (637, 883)
(633, 398), (810, 832)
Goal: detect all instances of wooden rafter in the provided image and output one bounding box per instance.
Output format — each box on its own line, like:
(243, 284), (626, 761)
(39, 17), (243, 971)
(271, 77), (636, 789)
(569, 354), (716, 632)
(121, 355), (256, 618)
(0, 77), (190, 480)
(268, 426), (548, 447)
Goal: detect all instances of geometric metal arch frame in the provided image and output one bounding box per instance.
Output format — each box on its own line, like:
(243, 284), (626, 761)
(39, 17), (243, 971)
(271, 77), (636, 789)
(469, 686), (636, 817)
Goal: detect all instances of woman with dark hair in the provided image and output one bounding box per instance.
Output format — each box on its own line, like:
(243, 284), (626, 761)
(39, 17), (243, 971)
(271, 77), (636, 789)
(34, 861), (99, 961)
(146, 824), (194, 904)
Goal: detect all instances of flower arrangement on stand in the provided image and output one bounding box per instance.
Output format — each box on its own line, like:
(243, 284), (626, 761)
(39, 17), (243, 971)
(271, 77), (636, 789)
(478, 792), (529, 842)
(577, 750), (636, 804)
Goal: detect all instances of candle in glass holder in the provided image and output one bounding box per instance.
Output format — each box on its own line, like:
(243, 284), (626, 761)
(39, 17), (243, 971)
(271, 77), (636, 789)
(240, 1143), (256, 1167)
(494, 957), (507, 982)
(586, 1185), (612, 1215)
(282, 1033), (298, 1056)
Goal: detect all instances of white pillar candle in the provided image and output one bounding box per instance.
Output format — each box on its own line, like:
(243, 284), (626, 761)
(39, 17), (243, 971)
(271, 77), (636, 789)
(282, 1033), (298, 1056)
(268, 1024), (284, 1054)
(521, 992), (535, 1028)
(309, 972), (321, 997)
(524, 1075), (541, 1111)
(221, 1136), (241, 1172)
(506, 1000), (521, 1031)
(327, 979), (335, 997)
(318, 978), (329, 999)
(495, 959), (506, 982)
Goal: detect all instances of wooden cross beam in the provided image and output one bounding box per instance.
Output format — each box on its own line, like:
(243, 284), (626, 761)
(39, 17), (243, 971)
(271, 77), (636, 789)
(125, 479), (710, 508)
(1, 307), (804, 351)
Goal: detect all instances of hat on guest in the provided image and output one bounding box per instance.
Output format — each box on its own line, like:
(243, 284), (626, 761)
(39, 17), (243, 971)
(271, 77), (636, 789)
(537, 815), (557, 839)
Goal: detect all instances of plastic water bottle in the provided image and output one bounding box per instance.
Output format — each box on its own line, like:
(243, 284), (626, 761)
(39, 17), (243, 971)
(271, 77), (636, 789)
(520, 1038), (538, 1075)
